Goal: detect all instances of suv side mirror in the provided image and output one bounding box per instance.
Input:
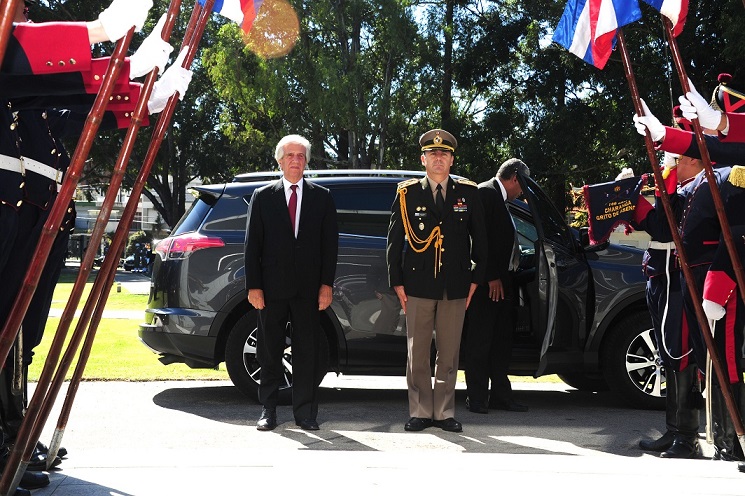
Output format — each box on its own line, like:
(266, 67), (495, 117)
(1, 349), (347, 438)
(578, 226), (610, 252)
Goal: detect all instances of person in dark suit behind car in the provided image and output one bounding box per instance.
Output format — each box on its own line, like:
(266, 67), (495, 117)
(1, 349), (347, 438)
(244, 134), (338, 432)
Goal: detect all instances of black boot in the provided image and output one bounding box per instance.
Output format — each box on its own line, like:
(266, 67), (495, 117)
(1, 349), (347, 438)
(660, 366), (701, 459)
(640, 368), (678, 452)
(710, 382), (745, 461)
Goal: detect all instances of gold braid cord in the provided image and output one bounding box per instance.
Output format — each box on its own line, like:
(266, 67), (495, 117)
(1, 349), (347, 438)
(399, 187), (442, 278)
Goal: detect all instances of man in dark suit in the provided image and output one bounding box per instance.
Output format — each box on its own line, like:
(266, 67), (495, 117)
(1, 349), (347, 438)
(464, 158), (531, 414)
(244, 134), (338, 432)
(387, 128), (487, 433)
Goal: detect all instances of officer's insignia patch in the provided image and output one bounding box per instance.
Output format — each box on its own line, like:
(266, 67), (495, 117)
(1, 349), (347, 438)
(397, 178), (418, 189)
(456, 178), (477, 187)
(728, 165), (745, 189)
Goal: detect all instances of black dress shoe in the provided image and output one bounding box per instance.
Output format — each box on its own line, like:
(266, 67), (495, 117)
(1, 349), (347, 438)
(19, 470), (49, 490)
(466, 397), (488, 414)
(13, 488), (30, 496)
(296, 419), (320, 431)
(404, 417), (433, 432)
(27, 451), (62, 471)
(36, 441), (67, 459)
(660, 437), (700, 459)
(433, 418), (463, 432)
(256, 407), (277, 431)
(490, 399), (528, 412)
(639, 430), (675, 452)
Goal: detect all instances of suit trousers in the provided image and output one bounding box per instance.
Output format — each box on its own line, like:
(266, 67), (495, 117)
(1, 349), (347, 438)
(464, 276), (515, 406)
(405, 295), (466, 420)
(257, 295), (320, 421)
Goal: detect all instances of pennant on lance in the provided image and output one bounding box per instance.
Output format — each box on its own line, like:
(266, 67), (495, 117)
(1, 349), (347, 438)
(198, 0), (264, 34)
(640, 0), (688, 37)
(552, 0), (641, 69)
(583, 175), (646, 245)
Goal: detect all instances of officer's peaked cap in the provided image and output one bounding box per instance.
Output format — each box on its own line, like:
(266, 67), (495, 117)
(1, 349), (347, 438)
(419, 129), (457, 153)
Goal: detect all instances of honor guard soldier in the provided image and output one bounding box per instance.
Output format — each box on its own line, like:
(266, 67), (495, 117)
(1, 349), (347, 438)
(386, 128), (487, 433)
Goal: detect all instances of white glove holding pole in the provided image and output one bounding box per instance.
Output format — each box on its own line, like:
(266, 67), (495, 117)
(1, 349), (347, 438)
(633, 99), (666, 142)
(702, 299), (726, 321)
(615, 168), (634, 181)
(129, 14), (173, 79)
(678, 78), (723, 130)
(148, 47), (192, 114)
(98, 0), (153, 42)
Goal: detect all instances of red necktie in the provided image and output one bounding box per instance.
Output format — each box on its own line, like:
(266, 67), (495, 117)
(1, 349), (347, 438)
(288, 184), (298, 234)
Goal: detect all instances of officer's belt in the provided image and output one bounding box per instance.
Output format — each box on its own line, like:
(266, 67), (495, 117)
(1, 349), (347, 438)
(0, 154), (64, 191)
(648, 241), (675, 250)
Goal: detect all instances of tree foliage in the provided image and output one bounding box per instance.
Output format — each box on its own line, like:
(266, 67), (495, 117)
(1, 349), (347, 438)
(32, 0), (745, 226)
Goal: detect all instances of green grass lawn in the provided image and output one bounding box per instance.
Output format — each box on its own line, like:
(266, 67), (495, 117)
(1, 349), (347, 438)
(30, 270), (562, 384)
(29, 274), (230, 382)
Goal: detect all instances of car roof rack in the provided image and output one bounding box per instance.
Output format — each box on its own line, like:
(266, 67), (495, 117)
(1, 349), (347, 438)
(232, 169), (426, 183)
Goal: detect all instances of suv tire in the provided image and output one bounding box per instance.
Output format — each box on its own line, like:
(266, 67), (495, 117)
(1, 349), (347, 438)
(224, 311), (330, 404)
(602, 312), (665, 410)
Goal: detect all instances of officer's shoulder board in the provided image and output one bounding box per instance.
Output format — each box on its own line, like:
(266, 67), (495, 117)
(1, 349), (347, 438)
(455, 178), (478, 188)
(397, 178), (419, 190)
(728, 165), (745, 189)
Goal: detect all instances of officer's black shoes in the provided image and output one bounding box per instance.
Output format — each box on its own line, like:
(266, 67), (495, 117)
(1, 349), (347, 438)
(404, 417), (433, 431)
(738, 461), (745, 473)
(465, 397), (488, 414)
(639, 430), (675, 452)
(433, 418), (463, 432)
(660, 437), (700, 459)
(256, 407), (277, 431)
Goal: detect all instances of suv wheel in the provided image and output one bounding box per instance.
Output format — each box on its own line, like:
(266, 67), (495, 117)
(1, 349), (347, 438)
(224, 311), (330, 403)
(602, 313), (666, 410)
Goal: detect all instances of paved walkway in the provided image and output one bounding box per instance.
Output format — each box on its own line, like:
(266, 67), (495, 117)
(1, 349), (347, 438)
(18, 380), (743, 496)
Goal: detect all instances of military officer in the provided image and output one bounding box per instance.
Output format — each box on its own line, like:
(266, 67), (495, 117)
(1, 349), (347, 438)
(386, 128), (487, 433)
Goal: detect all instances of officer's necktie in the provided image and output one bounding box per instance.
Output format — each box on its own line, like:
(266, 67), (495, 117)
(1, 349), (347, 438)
(435, 183), (445, 214)
(288, 184), (298, 236)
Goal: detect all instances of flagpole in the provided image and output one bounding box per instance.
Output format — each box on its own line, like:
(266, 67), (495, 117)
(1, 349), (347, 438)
(662, 19), (745, 304)
(617, 26), (745, 458)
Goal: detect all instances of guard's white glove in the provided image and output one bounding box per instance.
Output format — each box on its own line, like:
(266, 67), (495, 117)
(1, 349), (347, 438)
(129, 14), (173, 79)
(662, 151), (679, 170)
(148, 47), (192, 114)
(678, 78), (723, 130)
(702, 299), (726, 321)
(98, 0), (153, 42)
(615, 168), (634, 181)
(633, 99), (666, 142)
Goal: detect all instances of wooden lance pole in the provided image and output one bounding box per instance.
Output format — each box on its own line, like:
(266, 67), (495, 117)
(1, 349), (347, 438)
(0, 0), (20, 66)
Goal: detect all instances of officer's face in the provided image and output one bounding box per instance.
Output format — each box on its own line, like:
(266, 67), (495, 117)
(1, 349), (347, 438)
(278, 143), (307, 184)
(421, 149), (453, 178)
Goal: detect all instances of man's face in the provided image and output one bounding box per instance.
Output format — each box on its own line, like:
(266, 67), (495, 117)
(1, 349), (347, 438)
(278, 142), (307, 184)
(420, 149), (453, 177)
(503, 174), (523, 201)
(676, 155), (704, 183)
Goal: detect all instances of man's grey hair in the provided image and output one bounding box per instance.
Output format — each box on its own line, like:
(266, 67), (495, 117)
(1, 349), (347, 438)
(275, 134), (312, 162)
(497, 158), (530, 180)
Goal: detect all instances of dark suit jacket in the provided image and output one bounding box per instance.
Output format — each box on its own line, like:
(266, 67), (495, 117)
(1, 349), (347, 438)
(387, 175), (487, 300)
(478, 178), (514, 283)
(244, 178), (338, 301)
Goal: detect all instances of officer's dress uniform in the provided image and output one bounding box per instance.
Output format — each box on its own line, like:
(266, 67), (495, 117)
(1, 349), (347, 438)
(387, 175), (487, 421)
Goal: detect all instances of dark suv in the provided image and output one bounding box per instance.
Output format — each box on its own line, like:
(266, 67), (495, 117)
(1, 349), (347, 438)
(138, 170), (662, 409)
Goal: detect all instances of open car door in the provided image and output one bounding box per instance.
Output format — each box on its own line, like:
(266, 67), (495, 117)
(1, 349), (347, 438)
(516, 175), (591, 377)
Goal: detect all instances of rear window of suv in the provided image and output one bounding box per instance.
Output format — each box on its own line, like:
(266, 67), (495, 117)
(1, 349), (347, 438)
(329, 182), (397, 237)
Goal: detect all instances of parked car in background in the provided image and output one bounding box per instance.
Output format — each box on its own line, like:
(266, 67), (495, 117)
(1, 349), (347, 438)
(138, 170), (661, 409)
